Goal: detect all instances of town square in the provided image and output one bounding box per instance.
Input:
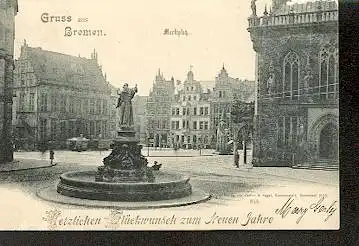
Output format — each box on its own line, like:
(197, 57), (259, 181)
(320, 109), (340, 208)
(0, 0), (339, 230)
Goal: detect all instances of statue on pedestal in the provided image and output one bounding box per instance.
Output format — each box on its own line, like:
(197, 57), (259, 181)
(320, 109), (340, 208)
(302, 56), (313, 102)
(116, 83), (138, 130)
(266, 61), (275, 95)
(251, 0), (257, 17)
(96, 83), (154, 183)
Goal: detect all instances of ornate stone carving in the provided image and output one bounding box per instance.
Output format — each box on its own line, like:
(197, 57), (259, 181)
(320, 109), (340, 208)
(302, 55), (313, 102)
(266, 60), (275, 95)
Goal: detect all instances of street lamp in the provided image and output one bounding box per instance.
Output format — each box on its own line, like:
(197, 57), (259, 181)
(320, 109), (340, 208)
(147, 135), (150, 157)
(242, 117), (250, 165)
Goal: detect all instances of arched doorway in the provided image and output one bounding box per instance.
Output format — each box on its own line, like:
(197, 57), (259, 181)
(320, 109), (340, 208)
(319, 123), (338, 159)
(308, 113), (338, 161)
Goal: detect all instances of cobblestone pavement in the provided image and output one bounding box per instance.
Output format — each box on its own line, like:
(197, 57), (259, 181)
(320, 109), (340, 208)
(13, 150), (338, 187)
(6, 150), (339, 202)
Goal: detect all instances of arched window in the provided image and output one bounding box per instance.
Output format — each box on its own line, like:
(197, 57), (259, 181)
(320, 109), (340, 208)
(319, 43), (338, 100)
(282, 51), (300, 100)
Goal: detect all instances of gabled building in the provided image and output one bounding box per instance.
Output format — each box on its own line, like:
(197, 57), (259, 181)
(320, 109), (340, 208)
(211, 65), (255, 149)
(12, 43), (112, 149)
(145, 69), (175, 147)
(170, 69), (212, 149)
(247, 0), (338, 166)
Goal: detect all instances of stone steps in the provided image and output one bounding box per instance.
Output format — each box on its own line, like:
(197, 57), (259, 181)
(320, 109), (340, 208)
(292, 159), (339, 171)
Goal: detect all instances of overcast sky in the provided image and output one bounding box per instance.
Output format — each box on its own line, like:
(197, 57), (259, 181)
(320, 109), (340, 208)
(14, 0), (320, 95)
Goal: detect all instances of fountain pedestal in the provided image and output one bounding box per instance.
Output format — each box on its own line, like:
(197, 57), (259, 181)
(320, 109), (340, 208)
(95, 130), (153, 183)
(52, 83), (209, 205)
(56, 128), (194, 201)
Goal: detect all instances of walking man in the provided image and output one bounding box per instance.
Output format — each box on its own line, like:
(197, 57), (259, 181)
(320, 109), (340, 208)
(49, 149), (55, 165)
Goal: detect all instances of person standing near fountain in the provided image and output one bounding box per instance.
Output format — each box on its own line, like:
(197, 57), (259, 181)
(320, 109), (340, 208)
(116, 83), (138, 130)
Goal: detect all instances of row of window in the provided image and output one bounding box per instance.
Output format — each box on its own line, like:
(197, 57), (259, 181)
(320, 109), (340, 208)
(186, 86), (198, 91)
(277, 116), (301, 148)
(171, 107), (210, 116)
(39, 119), (112, 140)
(147, 119), (169, 130)
(147, 106), (169, 115)
(275, 45), (338, 100)
(218, 91), (227, 98)
(171, 120), (209, 130)
(182, 95), (199, 101)
(173, 135), (210, 144)
(18, 92), (111, 116)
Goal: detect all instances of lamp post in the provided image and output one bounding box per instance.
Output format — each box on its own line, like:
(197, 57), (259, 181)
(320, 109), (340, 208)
(242, 116), (251, 165)
(147, 136), (150, 157)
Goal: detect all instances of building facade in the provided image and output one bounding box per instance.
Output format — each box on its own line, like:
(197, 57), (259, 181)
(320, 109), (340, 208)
(133, 95), (148, 144)
(211, 65), (255, 149)
(170, 70), (212, 149)
(145, 69), (175, 147)
(0, 0), (18, 163)
(247, 0), (338, 166)
(13, 43), (113, 150)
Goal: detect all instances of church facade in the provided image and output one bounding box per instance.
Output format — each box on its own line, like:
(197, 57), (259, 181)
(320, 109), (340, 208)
(247, 0), (338, 166)
(0, 0), (18, 163)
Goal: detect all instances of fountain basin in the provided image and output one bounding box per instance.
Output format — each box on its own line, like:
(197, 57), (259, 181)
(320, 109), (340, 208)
(57, 171), (192, 202)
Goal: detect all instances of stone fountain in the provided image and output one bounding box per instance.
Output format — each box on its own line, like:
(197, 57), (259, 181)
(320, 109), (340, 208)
(41, 83), (209, 207)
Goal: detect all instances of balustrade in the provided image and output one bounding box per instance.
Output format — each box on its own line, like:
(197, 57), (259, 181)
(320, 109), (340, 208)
(260, 83), (339, 103)
(248, 10), (337, 28)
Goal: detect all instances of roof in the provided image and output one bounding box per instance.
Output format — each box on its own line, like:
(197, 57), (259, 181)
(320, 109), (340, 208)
(274, 1), (338, 15)
(19, 45), (110, 92)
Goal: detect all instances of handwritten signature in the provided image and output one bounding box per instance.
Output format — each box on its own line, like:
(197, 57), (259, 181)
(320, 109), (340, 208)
(274, 197), (338, 224)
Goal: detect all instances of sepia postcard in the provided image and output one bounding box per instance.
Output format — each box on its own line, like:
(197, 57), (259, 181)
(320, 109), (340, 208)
(0, 0), (339, 230)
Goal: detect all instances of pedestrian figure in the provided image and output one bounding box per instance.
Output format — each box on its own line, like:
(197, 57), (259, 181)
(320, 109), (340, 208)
(234, 149), (239, 168)
(50, 149), (55, 165)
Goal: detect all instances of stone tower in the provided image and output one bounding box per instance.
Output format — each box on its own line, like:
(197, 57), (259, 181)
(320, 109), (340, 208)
(0, 0), (18, 163)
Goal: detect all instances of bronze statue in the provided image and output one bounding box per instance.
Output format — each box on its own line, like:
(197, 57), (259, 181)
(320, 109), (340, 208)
(116, 83), (138, 129)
